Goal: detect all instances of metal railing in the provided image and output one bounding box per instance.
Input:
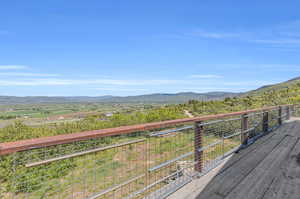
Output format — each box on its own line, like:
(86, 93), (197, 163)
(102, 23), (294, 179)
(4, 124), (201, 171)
(0, 104), (295, 199)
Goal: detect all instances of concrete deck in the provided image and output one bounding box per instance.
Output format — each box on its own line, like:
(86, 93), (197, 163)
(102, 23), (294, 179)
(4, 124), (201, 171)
(170, 118), (300, 199)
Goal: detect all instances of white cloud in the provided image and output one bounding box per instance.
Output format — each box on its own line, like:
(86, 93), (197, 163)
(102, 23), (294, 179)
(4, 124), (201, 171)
(90, 87), (148, 92)
(0, 77), (278, 94)
(251, 39), (300, 45)
(0, 65), (28, 70)
(0, 72), (59, 77)
(164, 30), (240, 40)
(0, 78), (185, 86)
(222, 80), (276, 86)
(188, 30), (240, 39)
(174, 87), (245, 92)
(189, 74), (223, 79)
(166, 20), (300, 50)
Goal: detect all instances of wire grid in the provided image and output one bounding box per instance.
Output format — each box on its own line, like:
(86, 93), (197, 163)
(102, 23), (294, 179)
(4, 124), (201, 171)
(0, 107), (289, 199)
(247, 112), (264, 138)
(282, 106), (290, 121)
(293, 105), (300, 117)
(139, 123), (196, 199)
(268, 108), (280, 130)
(0, 124), (198, 199)
(200, 117), (242, 173)
(2, 132), (148, 199)
(0, 118), (241, 199)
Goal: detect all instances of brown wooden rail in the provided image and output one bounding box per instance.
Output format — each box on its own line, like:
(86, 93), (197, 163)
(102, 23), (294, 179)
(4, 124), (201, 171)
(0, 105), (292, 156)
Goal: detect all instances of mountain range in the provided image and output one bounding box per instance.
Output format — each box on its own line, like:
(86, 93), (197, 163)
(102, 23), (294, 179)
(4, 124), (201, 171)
(0, 92), (238, 105)
(1, 76), (300, 105)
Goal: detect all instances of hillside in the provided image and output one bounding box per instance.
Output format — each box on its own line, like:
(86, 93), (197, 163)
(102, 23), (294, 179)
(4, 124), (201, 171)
(95, 92), (238, 103)
(181, 76), (300, 117)
(246, 76), (300, 95)
(0, 92), (238, 105)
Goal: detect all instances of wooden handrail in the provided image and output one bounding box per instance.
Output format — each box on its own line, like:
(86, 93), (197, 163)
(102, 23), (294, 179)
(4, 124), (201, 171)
(0, 104), (292, 156)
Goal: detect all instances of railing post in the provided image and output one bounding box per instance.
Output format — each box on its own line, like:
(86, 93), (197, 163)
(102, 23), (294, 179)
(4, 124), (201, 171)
(194, 121), (203, 173)
(278, 106), (282, 125)
(263, 111), (269, 132)
(241, 114), (249, 145)
(286, 106), (291, 120)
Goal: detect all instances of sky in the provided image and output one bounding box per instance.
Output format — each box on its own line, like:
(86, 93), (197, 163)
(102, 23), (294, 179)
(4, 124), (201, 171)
(1, 1), (300, 96)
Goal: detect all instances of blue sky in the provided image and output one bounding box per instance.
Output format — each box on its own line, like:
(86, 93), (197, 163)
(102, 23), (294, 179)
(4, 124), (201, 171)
(1, 1), (300, 96)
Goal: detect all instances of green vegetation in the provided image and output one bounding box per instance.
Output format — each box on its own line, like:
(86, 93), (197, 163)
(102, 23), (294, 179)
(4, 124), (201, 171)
(0, 115), (16, 120)
(0, 103), (152, 120)
(181, 79), (300, 116)
(1, 77), (300, 198)
(0, 106), (184, 143)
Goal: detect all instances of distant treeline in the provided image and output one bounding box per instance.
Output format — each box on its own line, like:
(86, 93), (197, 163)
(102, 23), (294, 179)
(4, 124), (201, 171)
(0, 106), (185, 143)
(0, 115), (16, 120)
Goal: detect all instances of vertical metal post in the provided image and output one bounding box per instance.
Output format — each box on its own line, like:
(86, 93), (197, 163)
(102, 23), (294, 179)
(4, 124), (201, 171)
(194, 121), (203, 173)
(222, 131), (225, 158)
(286, 106), (291, 120)
(12, 152), (17, 199)
(263, 111), (269, 132)
(241, 114), (249, 145)
(278, 106), (282, 125)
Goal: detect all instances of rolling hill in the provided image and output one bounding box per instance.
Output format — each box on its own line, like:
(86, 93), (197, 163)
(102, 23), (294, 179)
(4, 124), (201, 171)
(2, 76), (300, 105)
(246, 76), (300, 95)
(0, 92), (238, 105)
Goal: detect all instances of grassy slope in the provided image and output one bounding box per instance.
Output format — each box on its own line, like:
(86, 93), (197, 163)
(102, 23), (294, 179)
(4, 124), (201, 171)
(181, 77), (300, 117)
(246, 76), (300, 96)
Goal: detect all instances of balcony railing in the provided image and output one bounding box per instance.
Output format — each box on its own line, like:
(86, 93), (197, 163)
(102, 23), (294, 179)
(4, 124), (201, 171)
(0, 104), (295, 199)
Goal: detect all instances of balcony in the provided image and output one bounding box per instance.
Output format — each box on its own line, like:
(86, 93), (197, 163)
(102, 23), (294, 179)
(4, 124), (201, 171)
(0, 105), (297, 199)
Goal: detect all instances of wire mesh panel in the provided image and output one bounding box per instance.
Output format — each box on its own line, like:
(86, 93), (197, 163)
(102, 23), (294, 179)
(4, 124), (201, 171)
(0, 125), (198, 199)
(200, 117), (242, 173)
(1, 134), (150, 199)
(283, 106), (290, 121)
(293, 105), (300, 117)
(269, 108), (280, 130)
(133, 124), (196, 199)
(0, 105), (294, 199)
(247, 112), (264, 138)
